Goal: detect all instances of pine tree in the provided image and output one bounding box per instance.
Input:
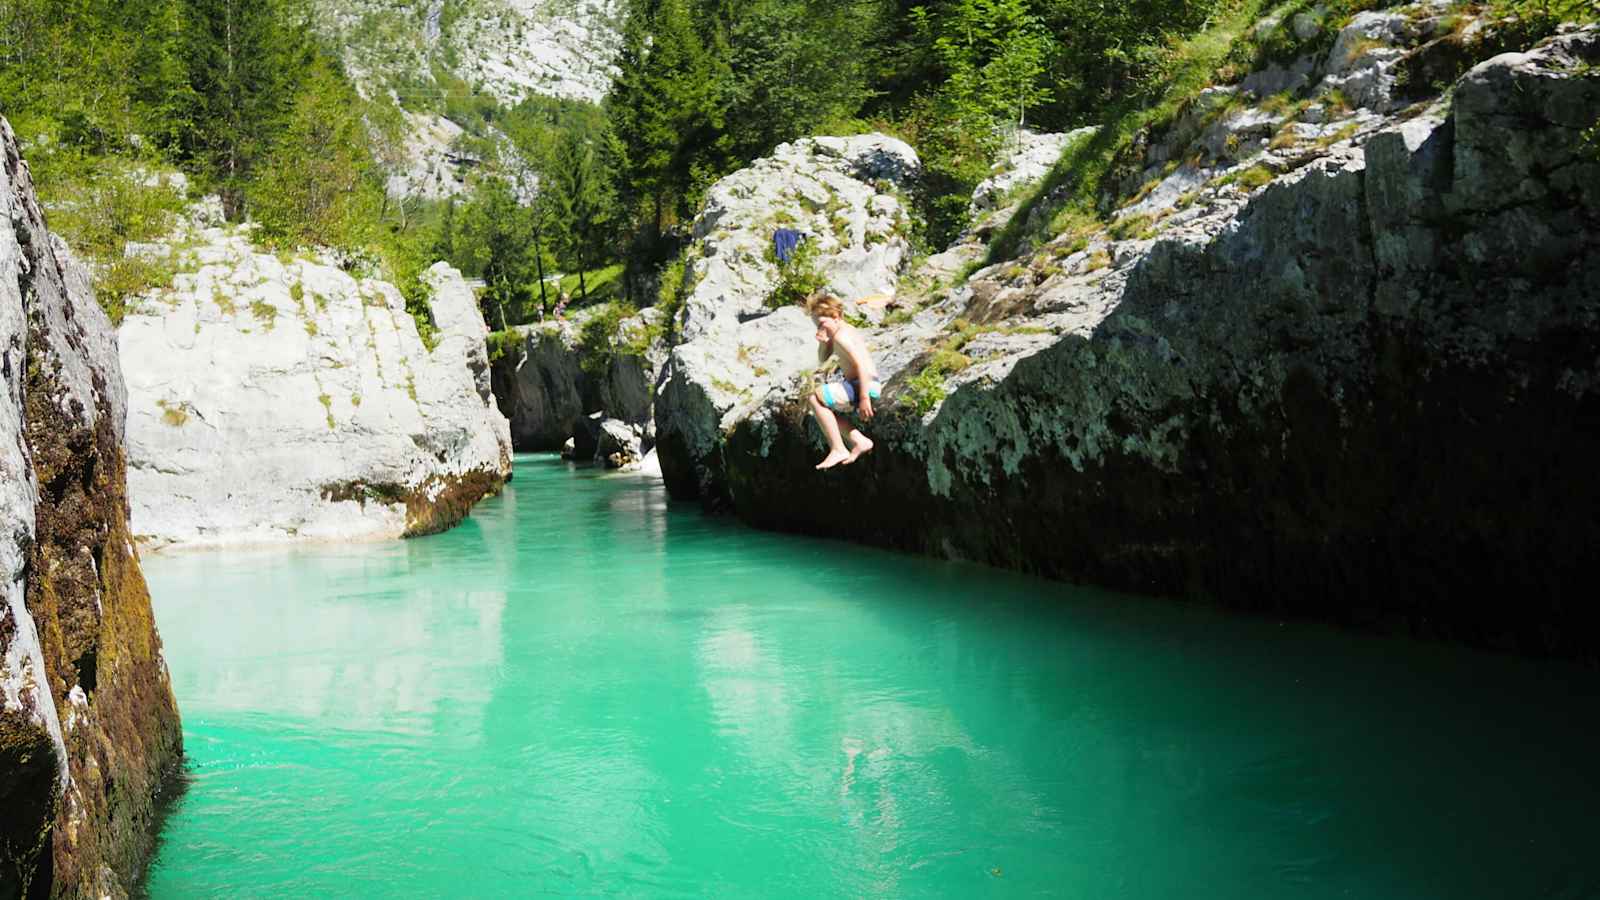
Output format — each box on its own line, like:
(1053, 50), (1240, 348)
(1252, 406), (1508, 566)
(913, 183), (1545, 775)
(462, 178), (537, 328)
(179, 0), (303, 219)
(606, 0), (721, 238)
(723, 0), (877, 161)
(546, 127), (617, 302)
(249, 58), (380, 249)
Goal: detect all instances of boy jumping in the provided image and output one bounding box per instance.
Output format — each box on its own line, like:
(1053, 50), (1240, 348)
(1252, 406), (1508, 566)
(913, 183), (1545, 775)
(806, 292), (881, 470)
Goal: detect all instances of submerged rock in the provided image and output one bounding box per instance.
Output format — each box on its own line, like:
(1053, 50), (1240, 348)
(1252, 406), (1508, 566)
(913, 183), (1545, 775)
(119, 237), (512, 548)
(596, 417), (642, 469)
(2, 115), (183, 900)
(676, 27), (1600, 653)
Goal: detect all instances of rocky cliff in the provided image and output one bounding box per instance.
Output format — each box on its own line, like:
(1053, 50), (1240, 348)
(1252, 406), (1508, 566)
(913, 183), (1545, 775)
(2, 118), (182, 899)
(321, 0), (621, 108)
(489, 305), (662, 456)
(655, 18), (1600, 653)
(654, 134), (923, 497)
(118, 233), (512, 548)
(316, 0), (621, 200)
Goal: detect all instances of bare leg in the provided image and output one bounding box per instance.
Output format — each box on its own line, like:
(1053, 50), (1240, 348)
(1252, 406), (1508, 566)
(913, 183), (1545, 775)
(809, 390), (851, 469)
(843, 427), (874, 464)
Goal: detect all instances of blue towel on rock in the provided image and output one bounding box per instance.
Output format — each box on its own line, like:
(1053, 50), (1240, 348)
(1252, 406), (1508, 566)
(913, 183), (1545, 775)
(773, 228), (804, 264)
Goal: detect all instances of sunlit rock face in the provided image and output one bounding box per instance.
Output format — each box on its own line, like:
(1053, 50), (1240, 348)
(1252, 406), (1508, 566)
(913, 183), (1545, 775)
(2, 115), (183, 900)
(118, 234), (512, 548)
(653, 134), (922, 500)
(318, 0), (622, 105)
(313, 0), (623, 199)
(667, 25), (1600, 653)
(488, 306), (663, 454)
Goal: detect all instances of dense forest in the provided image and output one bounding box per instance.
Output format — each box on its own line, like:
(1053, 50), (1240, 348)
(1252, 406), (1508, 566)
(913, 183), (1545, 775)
(0, 0), (1589, 333)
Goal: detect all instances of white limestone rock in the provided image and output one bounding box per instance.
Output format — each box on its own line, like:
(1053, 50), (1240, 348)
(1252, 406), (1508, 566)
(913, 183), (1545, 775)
(383, 112), (469, 201)
(969, 128), (1094, 217)
(652, 134), (921, 495)
(119, 233), (511, 547)
(596, 417), (642, 468)
(678, 134), (921, 340)
(489, 304), (662, 452)
(1, 127), (70, 798)
(449, 0), (624, 106)
(319, 0), (621, 106)
(2, 114), (184, 898)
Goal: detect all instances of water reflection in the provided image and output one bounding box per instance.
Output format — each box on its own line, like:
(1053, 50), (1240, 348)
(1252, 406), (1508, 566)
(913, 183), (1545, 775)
(151, 546), (506, 739)
(142, 455), (1600, 899)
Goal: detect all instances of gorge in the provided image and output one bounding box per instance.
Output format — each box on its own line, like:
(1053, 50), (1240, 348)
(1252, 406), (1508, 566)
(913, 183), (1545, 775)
(2, 0), (1599, 895)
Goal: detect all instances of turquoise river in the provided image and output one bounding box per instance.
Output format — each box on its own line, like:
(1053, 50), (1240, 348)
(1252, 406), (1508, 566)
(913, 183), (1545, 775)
(140, 455), (1600, 897)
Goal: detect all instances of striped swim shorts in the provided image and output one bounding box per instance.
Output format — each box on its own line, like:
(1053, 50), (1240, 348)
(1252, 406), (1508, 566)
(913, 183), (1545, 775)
(821, 378), (883, 411)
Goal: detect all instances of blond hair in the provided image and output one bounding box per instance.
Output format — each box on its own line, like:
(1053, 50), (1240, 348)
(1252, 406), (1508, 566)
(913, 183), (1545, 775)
(805, 291), (844, 319)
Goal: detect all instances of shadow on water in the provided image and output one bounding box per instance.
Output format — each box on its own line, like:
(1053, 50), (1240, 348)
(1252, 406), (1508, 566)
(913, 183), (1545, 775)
(131, 758), (193, 900)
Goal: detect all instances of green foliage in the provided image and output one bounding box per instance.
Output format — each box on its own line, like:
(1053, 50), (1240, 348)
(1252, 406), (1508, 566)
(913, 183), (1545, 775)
(460, 177), (540, 329)
(486, 329), (524, 364)
(762, 236), (828, 310)
(250, 59), (383, 251)
(577, 302), (654, 376)
(607, 0), (723, 235)
(607, 0), (882, 245)
(1216, 163), (1276, 191)
(249, 299), (278, 329)
(372, 227), (441, 351)
(545, 127), (619, 301)
(156, 399), (192, 427)
(97, 255), (178, 326)
(911, 0), (1057, 133)
(720, 1), (883, 162)
(22, 153), (188, 323)
(653, 251), (693, 339)
(557, 264), (626, 306)
(178, 0), (310, 219)
(1485, 0), (1599, 45)
(985, 0), (1280, 262)
(904, 318), (982, 413)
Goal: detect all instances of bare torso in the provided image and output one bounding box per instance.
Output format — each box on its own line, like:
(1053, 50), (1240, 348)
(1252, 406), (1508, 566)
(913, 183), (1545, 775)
(821, 322), (876, 382)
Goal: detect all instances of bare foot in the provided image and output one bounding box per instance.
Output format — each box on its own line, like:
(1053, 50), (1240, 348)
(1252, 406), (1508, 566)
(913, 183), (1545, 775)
(843, 434), (875, 464)
(815, 449), (851, 470)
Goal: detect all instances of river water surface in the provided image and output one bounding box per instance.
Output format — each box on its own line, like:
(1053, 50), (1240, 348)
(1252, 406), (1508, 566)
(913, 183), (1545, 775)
(142, 455), (1600, 897)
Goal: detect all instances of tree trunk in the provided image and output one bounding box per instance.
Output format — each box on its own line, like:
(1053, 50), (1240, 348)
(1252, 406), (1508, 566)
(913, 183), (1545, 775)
(533, 226), (549, 317)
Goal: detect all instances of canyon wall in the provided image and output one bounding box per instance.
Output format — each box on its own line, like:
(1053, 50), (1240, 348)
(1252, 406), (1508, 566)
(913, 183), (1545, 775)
(2, 117), (183, 900)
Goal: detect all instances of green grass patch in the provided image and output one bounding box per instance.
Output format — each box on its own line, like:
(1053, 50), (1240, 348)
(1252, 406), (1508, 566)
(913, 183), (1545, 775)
(1214, 163), (1277, 191)
(903, 320), (985, 415)
(763, 237), (829, 310)
(556, 263), (626, 308)
(487, 329), (525, 364)
(250, 300), (279, 330)
(156, 399), (191, 428)
(577, 301), (661, 377)
(981, 0), (1394, 265)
